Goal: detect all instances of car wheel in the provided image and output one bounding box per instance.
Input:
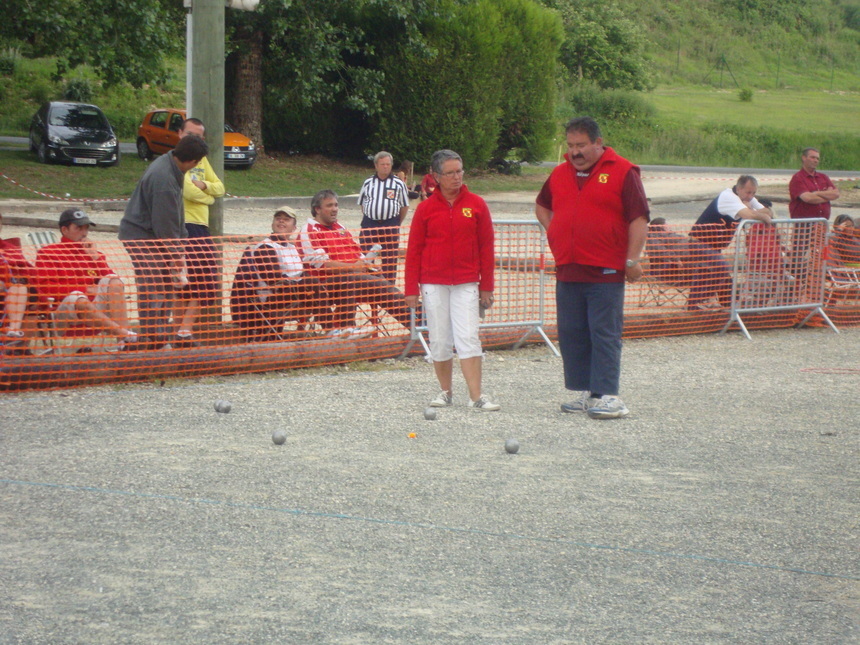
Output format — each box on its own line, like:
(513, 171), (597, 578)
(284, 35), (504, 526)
(37, 142), (49, 164)
(137, 138), (152, 160)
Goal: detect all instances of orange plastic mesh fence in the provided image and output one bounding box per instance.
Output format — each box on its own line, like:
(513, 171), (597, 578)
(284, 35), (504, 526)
(1, 221), (857, 391)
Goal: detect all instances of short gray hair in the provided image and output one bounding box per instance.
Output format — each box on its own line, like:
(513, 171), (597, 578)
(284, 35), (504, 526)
(311, 189), (338, 217)
(430, 149), (462, 175)
(373, 151), (393, 164)
(736, 175), (758, 189)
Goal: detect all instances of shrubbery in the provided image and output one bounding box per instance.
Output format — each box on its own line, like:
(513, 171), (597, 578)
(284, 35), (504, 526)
(564, 84), (656, 124)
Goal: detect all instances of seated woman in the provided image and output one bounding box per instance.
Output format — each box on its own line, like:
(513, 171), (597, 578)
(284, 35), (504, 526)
(230, 207), (330, 342)
(828, 214), (860, 268)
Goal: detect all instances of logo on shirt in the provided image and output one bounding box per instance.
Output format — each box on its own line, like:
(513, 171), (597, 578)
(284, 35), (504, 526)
(598, 173), (609, 184)
(386, 189), (396, 200)
(461, 208), (473, 218)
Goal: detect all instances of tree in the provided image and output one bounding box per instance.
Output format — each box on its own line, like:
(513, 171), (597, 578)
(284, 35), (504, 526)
(1, 0), (184, 87)
(539, 0), (654, 90)
(490, 0), (564, 168)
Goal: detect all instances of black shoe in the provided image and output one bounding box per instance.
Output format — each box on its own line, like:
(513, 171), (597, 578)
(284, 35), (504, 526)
(172, 334), (200, 349)
(2, 338), (31, 356)
(120, 336), (154, 352)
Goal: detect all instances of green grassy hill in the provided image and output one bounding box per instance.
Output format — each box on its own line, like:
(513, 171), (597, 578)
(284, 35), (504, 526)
(1, 0), (858, 169)
(623, 0), (860, 91)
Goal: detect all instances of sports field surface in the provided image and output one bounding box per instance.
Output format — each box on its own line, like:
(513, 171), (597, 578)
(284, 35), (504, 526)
(2, 327), (857, 643)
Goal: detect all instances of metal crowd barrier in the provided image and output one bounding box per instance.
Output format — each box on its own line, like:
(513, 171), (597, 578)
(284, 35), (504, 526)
(720, 218), (838, 339)
(400, 220), (559, 359)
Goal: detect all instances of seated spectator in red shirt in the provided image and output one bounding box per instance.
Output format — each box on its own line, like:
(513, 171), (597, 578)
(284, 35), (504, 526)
(230, 206), (331, 341)
(420, 168), (438, 201)
(1, 211), (36, 354)
(297, 190), (411, 336)
(35, 209), (140, 349)
(828, 214), (860, 268)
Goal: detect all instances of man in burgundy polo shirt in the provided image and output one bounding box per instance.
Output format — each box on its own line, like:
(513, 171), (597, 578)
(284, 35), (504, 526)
(788, 147), (841, 292)
(789, 148), (840, 221)
(535, 116), (649, 419)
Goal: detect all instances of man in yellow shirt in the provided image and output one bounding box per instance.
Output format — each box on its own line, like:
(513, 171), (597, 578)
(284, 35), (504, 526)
(174, 118), (225, 347)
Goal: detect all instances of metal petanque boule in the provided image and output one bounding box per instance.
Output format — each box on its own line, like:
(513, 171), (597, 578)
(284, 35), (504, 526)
(423, 408), (437, 420)
(214, 400), (232, 414)
(272, 430), (287, 446)
(504, 439), (520, 454)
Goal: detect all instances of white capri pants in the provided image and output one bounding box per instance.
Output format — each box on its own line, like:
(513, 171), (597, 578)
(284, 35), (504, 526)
(54, 275), (118, 332)
(421, 282), (483, 362)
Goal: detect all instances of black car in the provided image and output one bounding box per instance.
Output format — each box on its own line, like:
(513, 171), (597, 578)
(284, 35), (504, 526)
(29, 102), (121, 166)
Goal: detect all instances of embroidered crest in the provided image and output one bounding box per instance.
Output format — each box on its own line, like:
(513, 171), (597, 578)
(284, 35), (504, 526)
(386, 189), (396, 200)
(462, 208), (473, 218)
(598, 173), (609, 184)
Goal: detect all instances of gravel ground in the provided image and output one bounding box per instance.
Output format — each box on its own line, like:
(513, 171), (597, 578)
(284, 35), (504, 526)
(1, 326), (858, 644)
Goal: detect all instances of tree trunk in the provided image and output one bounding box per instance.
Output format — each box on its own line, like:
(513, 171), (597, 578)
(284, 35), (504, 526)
(229, 24), (265, 154)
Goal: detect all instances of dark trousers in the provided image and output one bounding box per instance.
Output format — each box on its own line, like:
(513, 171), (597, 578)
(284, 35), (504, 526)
(556, 281), (625, 396)
(686, 241), (732, 309)
(323, 271), (411, 330)
(124, 241), (175, 340)
(183, 224), (220, 313)
(359, 217), (401, 285)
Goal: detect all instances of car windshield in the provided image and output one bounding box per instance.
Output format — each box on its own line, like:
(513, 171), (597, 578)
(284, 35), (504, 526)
(49, 105), (109, 130)
(224, 123), (236, 133)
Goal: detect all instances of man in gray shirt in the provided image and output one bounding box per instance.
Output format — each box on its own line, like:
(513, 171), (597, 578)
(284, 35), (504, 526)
(119, 135), (208, 348)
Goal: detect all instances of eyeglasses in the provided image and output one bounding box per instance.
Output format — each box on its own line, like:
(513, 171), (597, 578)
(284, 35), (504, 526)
(439, 169), (464, 178)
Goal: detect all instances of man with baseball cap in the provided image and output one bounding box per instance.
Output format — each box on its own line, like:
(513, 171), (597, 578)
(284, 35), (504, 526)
(34, 208), (139, 349)
(230, 206), (330, 341)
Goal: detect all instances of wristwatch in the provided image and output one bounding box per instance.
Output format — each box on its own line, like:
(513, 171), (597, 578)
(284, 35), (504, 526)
(625, 259), (639, 268)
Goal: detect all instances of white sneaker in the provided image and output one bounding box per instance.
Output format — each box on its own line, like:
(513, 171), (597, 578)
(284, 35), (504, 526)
(430, 391), (453, 407)
(468, 396), (500, 411)
(345, 327), (371, 339)
(586, 395), (629, 419)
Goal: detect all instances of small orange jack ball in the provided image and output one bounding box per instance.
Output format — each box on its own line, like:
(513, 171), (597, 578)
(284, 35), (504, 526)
(407, 432), (417, 439)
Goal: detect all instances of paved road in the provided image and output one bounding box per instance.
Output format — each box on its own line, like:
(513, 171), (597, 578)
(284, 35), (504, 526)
(3, 136), (858, 177)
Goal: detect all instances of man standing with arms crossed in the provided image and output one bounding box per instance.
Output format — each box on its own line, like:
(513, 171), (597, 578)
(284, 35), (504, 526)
(357, 151), (410, 284)
(535, 116), (649, 419)
(789, 148), (840, 221)
(788, 147), (840, 296)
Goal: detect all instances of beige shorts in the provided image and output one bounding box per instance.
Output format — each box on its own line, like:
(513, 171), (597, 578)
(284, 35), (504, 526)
(53, 275), (117, 332)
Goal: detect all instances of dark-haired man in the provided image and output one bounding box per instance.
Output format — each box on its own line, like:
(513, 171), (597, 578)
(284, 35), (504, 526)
(536, 116), (649, 419)
(36, 209), (138, 349)
(119, 134), (209, 347)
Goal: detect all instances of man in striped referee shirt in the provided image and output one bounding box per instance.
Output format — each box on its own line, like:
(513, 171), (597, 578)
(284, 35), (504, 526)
(358, 151), (411, 283)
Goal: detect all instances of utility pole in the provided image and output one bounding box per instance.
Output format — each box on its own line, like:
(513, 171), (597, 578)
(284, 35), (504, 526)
(187, 0), (225, 235)
(184, 0), (259, 236)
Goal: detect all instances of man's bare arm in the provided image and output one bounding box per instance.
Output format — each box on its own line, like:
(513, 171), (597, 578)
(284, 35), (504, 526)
(535, 204), (553, 230)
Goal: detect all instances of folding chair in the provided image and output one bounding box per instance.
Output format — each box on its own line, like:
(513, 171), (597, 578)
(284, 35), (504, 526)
(26, 231), (58, 249)
(824, 265), (860, 306)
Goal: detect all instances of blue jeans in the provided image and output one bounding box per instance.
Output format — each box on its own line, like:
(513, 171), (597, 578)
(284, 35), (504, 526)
(556, 281), (625, 396)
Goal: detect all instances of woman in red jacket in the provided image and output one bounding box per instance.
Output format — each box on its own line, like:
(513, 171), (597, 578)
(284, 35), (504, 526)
(405, 149), (499, 411)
